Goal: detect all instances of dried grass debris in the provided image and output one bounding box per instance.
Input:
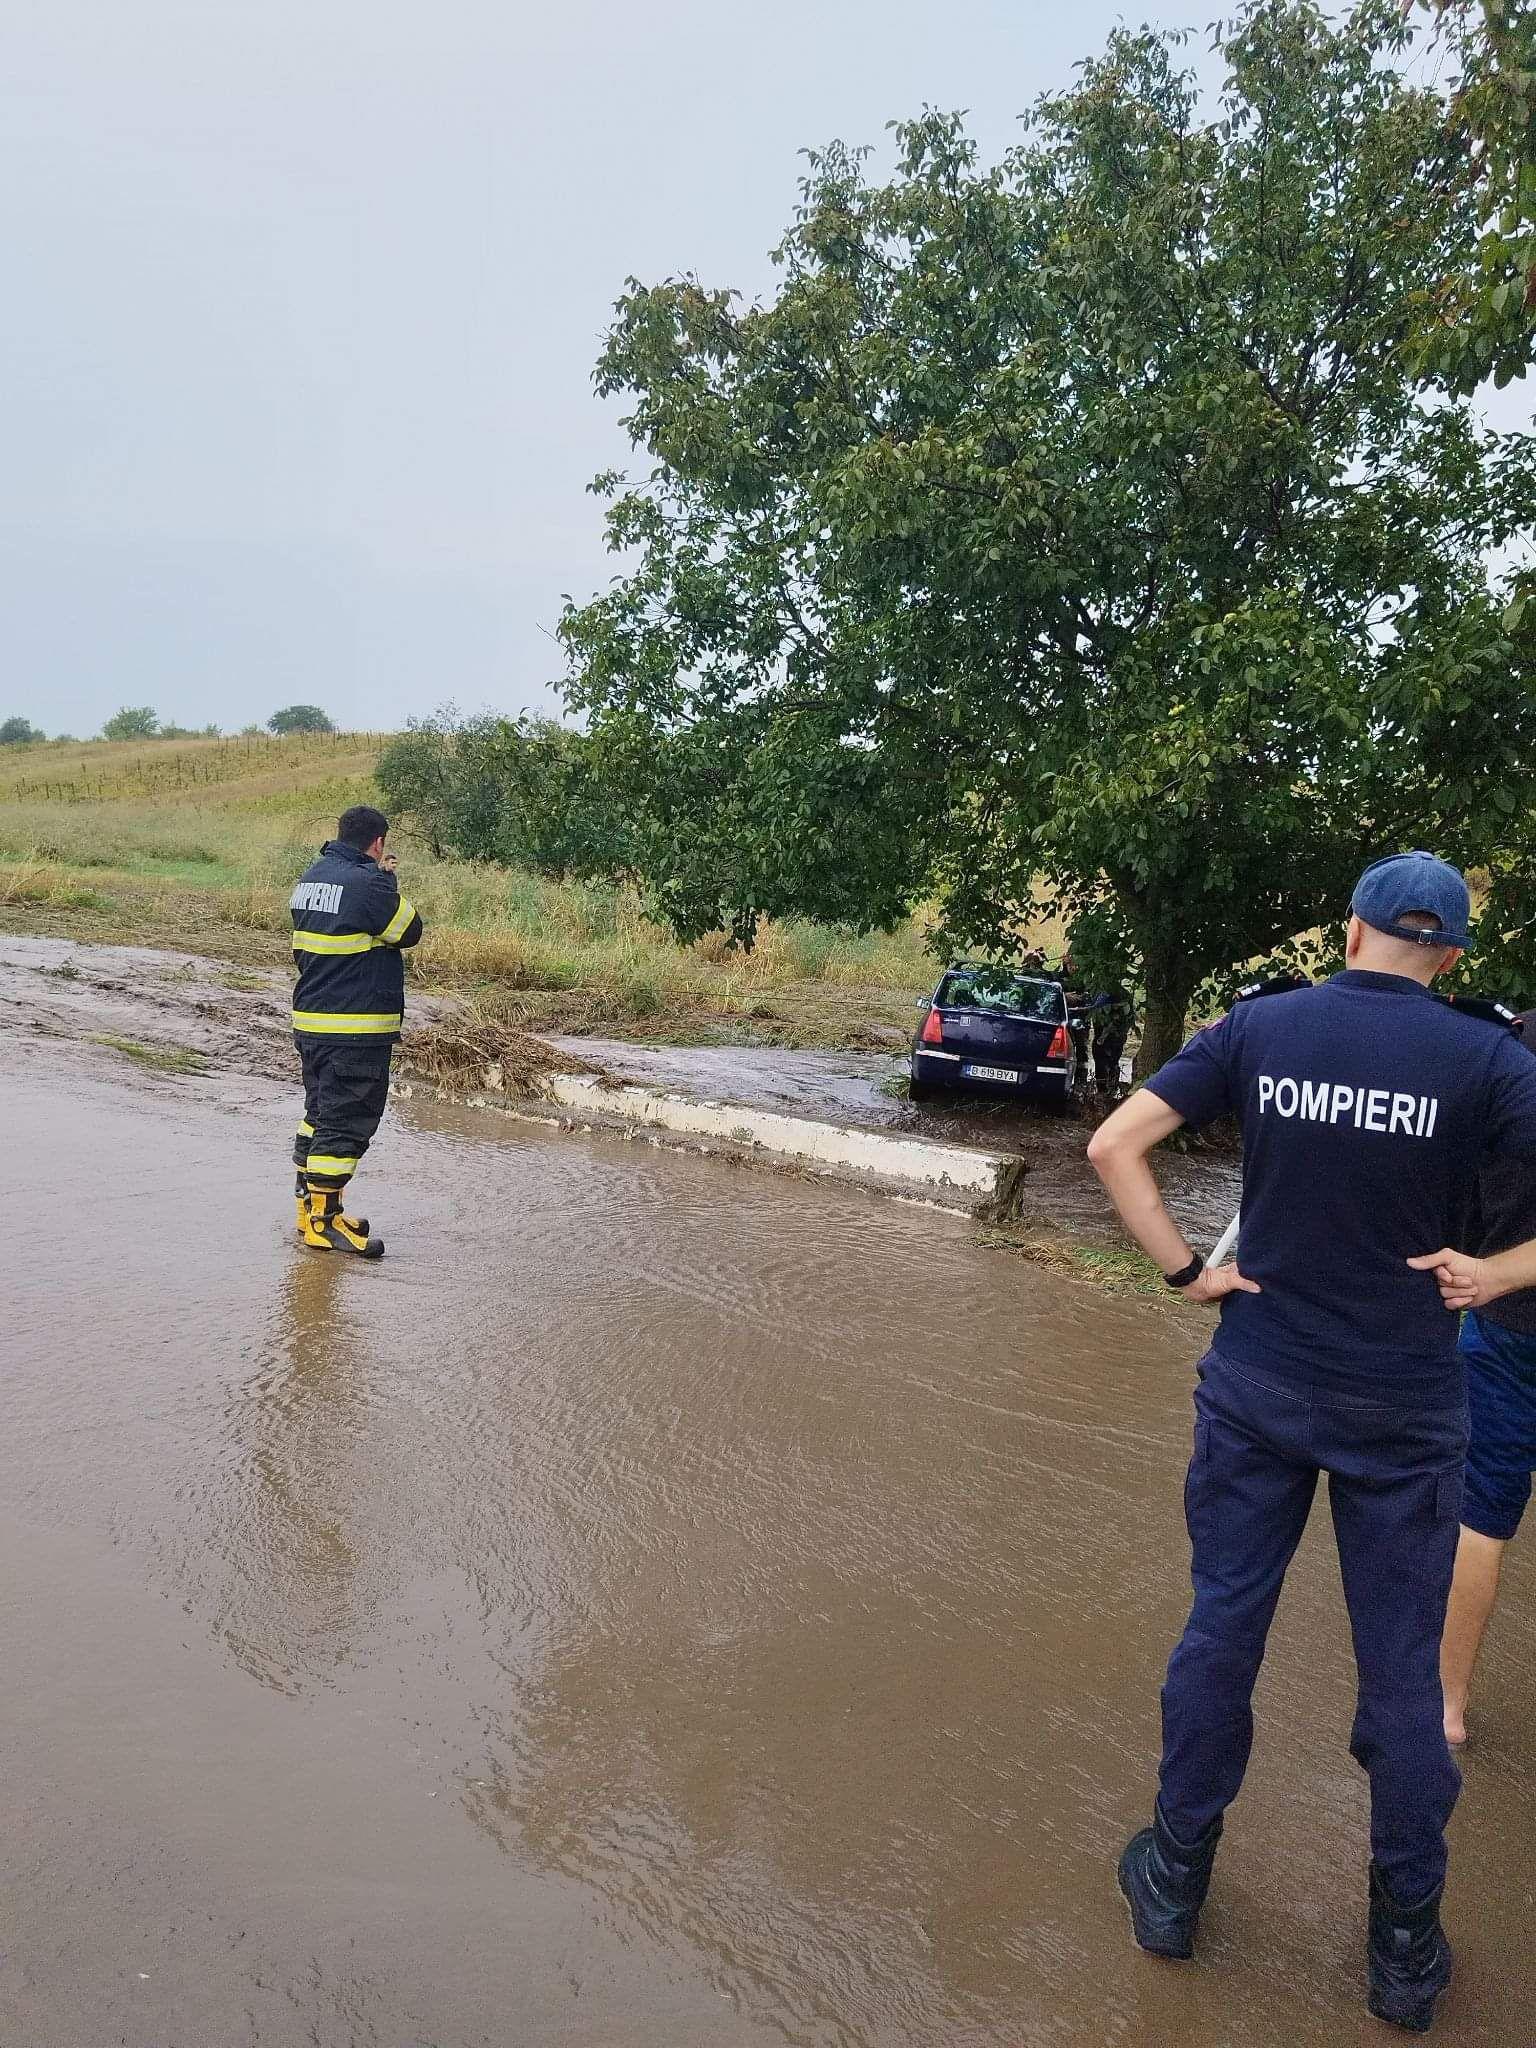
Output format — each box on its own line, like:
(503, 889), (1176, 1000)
(401, 1011), (607, 1098)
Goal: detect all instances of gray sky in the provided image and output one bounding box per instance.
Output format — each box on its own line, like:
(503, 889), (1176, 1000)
(2, 0), (1228, 737)
(7, 1), (1516, 740)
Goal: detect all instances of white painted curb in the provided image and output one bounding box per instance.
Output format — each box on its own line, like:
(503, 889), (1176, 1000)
(535, 1073), (1021, 1212)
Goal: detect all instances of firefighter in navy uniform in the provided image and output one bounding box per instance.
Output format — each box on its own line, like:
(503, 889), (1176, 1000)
(289, 805), (422, 1257)
(1086, 853), (1536, 2034)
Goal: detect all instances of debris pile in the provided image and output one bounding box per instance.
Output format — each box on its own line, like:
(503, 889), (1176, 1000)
(401, 1013), (606, 1098)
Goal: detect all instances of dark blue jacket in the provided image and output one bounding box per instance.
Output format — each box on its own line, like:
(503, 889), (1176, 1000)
(1148, 970), (1536, 1389)
(289, 840), (423, 1042)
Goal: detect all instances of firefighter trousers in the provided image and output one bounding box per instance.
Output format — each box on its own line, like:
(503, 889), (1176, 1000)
(292, 1038), (394, 1191)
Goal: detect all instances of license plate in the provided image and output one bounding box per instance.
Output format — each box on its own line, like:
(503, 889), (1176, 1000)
(962, 1063), (1021, 1084)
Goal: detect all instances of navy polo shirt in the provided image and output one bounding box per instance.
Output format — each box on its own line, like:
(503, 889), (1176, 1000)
(1148, 970), (1536, 1389)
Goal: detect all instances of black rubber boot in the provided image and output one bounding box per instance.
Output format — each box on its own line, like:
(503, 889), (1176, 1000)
(294, 1171), (368, 1239)
(1117, 1803), (1223, 1959)
(1367, 1862), (1453, 2033)
(300, 1186), (384, 1258)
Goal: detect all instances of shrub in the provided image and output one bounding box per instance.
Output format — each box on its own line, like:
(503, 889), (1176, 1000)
(376, 709), (632, 879)
(102, 706), (160, 740)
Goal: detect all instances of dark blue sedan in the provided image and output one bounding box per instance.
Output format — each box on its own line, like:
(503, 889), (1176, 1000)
(909, 964), (1078, 1108)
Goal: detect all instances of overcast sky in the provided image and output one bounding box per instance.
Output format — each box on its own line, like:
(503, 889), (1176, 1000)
(0, 0), (1225, 736)
(2, 2), (1517, 739)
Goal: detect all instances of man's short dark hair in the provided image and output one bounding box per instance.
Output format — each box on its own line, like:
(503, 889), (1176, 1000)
(336, 805), (389, 850)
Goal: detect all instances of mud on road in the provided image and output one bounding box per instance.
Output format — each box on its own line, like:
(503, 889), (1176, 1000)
(2, 998), (1533, 2047)
(0, 929), (310, 1079)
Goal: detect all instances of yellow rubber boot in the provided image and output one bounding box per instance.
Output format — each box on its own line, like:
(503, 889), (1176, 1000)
(301, 1186), (384, 1258)
(294, 1171), (368, 1237)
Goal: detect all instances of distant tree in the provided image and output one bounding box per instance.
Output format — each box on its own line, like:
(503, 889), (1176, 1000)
(377, 709), (631, 877)
(375, 715), (457, 858)
(267, 704), (334, 735)
(102, 706), (159, 741)
(238, 723), (263, 737)
(200, 723), (221, 737)
(0, 716), (39, 745)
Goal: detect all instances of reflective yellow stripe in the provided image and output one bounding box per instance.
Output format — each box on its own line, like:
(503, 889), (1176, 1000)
(296, 1119), (315, 1137)
(379, 897), (417, 945)
(305, 1154), (359, 1176)
(292, 929), (374, 954)
(290, 1010), (402, 1034)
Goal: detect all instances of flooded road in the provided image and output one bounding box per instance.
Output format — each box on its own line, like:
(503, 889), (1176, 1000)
(550, 1032), (1241, 1245)
(3, 1031), (1533, 2047)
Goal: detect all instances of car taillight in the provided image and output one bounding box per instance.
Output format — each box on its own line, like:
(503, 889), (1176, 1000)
(1047, 1023), (1069, 1058)
(921, 1007), (944, 1045)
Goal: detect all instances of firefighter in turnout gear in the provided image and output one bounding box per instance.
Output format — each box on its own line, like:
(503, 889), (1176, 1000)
(289, 805), (423, 1256)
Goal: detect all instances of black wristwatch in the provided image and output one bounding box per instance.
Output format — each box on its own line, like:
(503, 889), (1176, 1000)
(1163, 1252), (1204, 1290)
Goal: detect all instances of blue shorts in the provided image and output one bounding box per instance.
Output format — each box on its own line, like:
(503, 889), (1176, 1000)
(1461, 1310), (1536, 1542)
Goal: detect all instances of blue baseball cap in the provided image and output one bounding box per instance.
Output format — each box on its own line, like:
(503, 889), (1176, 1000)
(1351, 851), (1474, 952)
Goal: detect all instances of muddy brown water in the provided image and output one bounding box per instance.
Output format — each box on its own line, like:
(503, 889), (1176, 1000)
(3, 1032), (1533, 2047)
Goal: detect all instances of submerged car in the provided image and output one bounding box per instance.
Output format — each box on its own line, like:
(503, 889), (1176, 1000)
(908, 964), (1078, 1108)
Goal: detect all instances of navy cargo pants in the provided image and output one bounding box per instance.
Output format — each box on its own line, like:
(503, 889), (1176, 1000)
(1159, 1347), (1466, 1900)
(292, 1038), (394, 1193)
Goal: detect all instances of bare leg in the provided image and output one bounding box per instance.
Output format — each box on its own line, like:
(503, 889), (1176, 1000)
(1440, 1526), (1507, 1746)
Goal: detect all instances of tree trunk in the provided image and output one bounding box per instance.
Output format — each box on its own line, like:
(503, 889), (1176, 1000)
(1134, 950), (1200, 1082)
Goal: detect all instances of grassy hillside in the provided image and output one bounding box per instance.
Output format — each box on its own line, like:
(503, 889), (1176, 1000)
(0, 733), (1006, 1046)
(0, 730), (389, 807)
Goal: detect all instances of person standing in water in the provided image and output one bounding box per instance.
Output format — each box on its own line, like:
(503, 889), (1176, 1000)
(1436, 1007), (1536, 1749)
(289, 805), (423, 1258)
(1086, 853), (1536, 2034)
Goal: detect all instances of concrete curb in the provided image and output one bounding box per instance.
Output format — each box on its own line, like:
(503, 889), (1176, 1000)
(397, 1068), (1027, 1218)
(544, 1073), (1024, 1213)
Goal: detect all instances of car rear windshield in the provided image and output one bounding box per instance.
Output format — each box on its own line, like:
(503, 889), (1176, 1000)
(936, 972), (1065, 1021)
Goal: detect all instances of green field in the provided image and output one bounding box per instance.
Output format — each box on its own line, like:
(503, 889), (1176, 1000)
(0, 733), (1022, 1046)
